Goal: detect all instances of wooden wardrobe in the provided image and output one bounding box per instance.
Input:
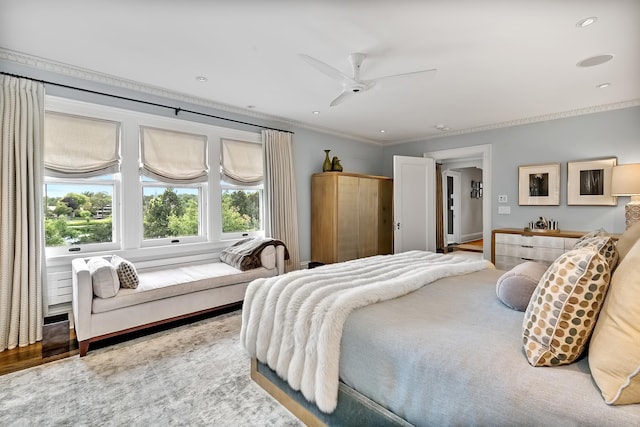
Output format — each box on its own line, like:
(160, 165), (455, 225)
(311, 172), (393, 264)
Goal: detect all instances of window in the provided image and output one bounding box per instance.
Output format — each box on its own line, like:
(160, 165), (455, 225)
(221, 184), (262, 234)
(142, 179), (203, 240)
(43, 96), (263, 260)
(220, 139), (264, 237)
(139, 126), (208, 244)
(43, 111), (121, 253)
(44, 176), (116, 248)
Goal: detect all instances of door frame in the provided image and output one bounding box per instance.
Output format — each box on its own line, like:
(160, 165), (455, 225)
(425, 144), (492, 259)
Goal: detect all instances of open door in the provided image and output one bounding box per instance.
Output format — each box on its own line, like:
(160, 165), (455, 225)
(393, 155), (436, 253)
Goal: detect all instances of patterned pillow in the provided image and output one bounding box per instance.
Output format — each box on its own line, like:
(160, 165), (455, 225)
(522, 247), (611, 367)
(573, 232), (618, 270)
(111, 255), (139, 289)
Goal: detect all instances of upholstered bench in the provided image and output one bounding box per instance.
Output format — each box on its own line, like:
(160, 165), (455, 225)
(72, 242), (285, 356)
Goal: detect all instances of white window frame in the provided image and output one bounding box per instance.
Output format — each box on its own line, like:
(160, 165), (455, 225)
(43, 174), (121, 256)
(220, 182), (265, 240)
(140, 179), (208, 247)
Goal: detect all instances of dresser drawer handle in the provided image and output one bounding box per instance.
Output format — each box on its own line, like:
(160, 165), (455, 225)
(521, 257), (534, 261)
(521, 245), (534, 248)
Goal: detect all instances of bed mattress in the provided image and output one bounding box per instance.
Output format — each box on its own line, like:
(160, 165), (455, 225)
(339, 268), (640, 426)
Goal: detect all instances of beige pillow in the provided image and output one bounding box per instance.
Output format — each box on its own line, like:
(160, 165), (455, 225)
(522, 247), (611, 367)
(615, 221), (640, 263)
(86, 257), (120, 298)
(111, 255), (139, 289)
(496, 262), (548, 311)
(589, 239), (640, 405)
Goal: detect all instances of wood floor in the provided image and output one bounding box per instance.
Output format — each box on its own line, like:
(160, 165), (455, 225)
(0, 329), (78, 376)
(450, 239), (484, 253)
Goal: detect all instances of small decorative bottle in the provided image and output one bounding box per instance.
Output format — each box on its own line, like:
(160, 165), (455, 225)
(331, 156), (343, 172)
(322, 150), (332, 172)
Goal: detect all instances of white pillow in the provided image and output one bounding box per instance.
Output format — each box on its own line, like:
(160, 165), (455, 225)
(86, 257), (120, 298)
(259, 245), (276, 270)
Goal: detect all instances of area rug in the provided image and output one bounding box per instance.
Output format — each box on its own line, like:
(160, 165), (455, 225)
(0, 310), (302, 426)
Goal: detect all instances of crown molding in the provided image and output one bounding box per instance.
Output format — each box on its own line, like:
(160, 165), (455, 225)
(0, 48), (380, 145)
(388, 99), (640, 146)
(2, 48), (636, 147)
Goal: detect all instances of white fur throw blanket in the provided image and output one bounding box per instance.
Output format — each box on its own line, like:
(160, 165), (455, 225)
(241, 250), (492, 413)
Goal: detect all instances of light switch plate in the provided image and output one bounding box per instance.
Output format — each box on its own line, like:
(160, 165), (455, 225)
(498, 206), (511, 214)
(498, 195), (508, 203)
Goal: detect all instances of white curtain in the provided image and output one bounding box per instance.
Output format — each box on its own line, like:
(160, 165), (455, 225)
(262, 130), (300, 272)
(221, 138), (263, 185)
(44, 112), (120, 177)
(140, 126), (208, 184)
(0, 76), (45, 351)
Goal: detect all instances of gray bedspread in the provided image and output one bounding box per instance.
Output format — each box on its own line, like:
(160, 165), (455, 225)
(339, 268), (640, 426)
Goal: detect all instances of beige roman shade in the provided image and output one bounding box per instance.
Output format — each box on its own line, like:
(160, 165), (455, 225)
(140, 126), (208, 184)
(44, 112), (121, 177)
(221, 138), (263, 185)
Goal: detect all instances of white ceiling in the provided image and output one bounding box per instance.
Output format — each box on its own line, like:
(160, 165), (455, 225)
(1, 0), (639, 144)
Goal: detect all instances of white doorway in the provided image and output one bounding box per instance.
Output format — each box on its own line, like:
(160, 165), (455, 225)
(443, 170), (461, 245)
(425, 144), (492, 259)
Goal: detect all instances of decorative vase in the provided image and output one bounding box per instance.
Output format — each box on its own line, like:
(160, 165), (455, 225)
(331, 156), (343, 172)
(322, 150), (332, 172)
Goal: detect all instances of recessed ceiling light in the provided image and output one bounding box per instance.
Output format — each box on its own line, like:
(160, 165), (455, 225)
(195, 76), (208, 82)
(379, 129), (386, 133)
(576, 17), (597, 28)
(597, 83), (611, 89)
(577, 54), (614, 67)
(312, 111), (320, 115)
(435, 124), (450, 131)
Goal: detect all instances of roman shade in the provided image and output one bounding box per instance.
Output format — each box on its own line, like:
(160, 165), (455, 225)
(221, 138), (263, 185)
(44, 112), (121, 177)
(140, 126), (208, 184)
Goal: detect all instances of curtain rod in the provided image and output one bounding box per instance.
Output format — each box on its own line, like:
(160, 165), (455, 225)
(1, 71), (294, 134)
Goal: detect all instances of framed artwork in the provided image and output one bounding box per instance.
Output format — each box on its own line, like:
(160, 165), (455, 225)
(567, 158), (617, 206)
(518, 163), (560, 205)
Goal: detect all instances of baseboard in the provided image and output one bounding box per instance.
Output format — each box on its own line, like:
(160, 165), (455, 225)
(461, 232), (483, 243)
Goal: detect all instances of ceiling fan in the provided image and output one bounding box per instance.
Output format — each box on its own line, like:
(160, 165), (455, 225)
(299, 52), (436, 107)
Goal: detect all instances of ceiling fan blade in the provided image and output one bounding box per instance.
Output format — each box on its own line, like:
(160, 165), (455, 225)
(373, 68), (437, 82)
(298, 54), (356, 84)
(329, 90), (356, 107)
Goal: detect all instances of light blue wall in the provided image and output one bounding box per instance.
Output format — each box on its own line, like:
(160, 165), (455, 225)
(0, 60), (385, 263)
(5, 58), (636, 257)
(383, 107), (640, 235)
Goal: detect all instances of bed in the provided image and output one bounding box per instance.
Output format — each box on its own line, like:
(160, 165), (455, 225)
(242, 229), (640, 426)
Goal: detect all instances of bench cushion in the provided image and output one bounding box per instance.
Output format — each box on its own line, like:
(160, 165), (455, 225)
(92, 262), (275, 314)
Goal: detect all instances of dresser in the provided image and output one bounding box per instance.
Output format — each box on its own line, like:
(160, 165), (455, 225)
(491, 228), (587, 271)
(311, 172), (393, 264)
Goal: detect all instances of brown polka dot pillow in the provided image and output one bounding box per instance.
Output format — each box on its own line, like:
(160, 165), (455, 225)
(111, 255), (139, 289)
(572, 233), (618, 270)
(522, 247), (611, 367)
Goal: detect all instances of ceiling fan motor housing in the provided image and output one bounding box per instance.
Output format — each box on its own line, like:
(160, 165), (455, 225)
(347, 82), (370, 93)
